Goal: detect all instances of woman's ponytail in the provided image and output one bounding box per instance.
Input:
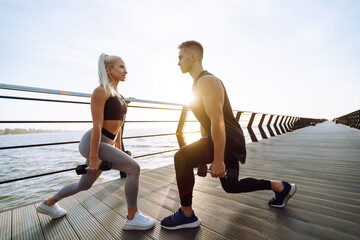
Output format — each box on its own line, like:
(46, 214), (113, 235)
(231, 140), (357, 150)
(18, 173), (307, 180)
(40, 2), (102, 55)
(98, 53), (118, 95)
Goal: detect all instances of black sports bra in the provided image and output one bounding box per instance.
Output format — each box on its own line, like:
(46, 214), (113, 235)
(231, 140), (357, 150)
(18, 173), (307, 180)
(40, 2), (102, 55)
(103, 93), (127, 120)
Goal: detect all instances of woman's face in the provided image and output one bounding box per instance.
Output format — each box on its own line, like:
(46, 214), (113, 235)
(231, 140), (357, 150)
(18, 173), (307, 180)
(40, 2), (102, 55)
(108, 58), (127, 82)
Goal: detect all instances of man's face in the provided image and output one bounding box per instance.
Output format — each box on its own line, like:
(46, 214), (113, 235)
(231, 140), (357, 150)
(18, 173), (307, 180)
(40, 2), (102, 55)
(178, 48), (191, 73)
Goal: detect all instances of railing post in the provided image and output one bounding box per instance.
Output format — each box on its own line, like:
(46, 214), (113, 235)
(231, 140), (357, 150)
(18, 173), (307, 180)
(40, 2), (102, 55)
(273, 115), (281, 135)
(266, 115), (275, 137)
(176, 106), (189, 148)
(284, 116), (290, 132)
(291, 117), (297, 130)
(247, 113), (258, 142)
(292, 117), (298, 129)
(279, 116), (286, 134)
(119, 122), (127, 178)
(236, 111), (243, 122)
(335, 109), (360, 130)
(356, 111), (360, 129)
(288, 117), (294, 131)
(258, 114), (268, 139)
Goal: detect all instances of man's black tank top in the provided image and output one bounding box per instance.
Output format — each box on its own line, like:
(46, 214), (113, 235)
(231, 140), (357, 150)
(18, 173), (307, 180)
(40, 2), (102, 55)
(190, 71), (246, 164)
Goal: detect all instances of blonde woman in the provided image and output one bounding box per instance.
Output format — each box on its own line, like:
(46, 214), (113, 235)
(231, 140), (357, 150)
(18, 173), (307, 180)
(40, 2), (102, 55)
(36, 53), (155, 230)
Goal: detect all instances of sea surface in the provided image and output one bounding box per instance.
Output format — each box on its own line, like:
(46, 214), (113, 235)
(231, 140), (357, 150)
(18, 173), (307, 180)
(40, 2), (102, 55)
(0, 128), (202, 211)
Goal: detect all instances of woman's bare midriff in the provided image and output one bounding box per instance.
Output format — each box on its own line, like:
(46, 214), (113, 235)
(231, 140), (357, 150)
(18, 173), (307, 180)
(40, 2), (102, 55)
(103, 120), (124, 136)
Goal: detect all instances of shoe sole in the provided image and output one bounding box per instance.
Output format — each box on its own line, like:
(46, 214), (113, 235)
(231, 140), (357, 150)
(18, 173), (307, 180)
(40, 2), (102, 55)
(161, 219), (201, 230)
(36, 206), (67, 219)
(270, 184), (297, 208)
(123, 222), (155, 230)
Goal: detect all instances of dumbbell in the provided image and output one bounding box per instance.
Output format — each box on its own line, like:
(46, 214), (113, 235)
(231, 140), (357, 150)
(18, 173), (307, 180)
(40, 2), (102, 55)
(197, 164), (237, 182)
(76, 161), (112, 175)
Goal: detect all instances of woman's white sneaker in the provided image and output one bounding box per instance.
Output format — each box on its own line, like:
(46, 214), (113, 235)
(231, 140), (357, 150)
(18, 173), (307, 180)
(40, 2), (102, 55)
(36, 200), (67, 219)
(123, 210), (156, 230)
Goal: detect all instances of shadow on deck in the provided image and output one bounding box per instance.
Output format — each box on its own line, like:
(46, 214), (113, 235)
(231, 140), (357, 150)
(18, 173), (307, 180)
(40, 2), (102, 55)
(1, 121), (359, 239)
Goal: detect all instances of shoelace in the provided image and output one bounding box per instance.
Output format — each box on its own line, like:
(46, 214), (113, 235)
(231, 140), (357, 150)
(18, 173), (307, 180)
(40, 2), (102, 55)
(136, 213), (151, 223)
(170, 211), (182, 221)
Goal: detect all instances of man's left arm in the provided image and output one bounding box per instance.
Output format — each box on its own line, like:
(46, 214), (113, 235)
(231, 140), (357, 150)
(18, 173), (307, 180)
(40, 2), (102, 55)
(198, 76), (226, 178)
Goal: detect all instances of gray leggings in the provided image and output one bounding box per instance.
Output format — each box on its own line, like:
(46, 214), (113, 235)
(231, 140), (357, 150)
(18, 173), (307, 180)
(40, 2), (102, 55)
(54, 129), (140, 208)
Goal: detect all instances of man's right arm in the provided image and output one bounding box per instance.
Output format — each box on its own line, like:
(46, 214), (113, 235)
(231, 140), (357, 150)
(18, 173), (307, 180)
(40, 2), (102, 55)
(200, 125), (208, 138)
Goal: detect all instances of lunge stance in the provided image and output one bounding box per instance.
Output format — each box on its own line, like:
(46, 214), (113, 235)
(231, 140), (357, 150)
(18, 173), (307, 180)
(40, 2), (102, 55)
(161, 41), (296, 230)
(37, 53), (155, 230)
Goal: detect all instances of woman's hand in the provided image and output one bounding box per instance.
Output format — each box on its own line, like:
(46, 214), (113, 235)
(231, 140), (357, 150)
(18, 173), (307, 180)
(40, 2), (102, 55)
(89, 156), (102, 172)
(210, 161), (226, 178)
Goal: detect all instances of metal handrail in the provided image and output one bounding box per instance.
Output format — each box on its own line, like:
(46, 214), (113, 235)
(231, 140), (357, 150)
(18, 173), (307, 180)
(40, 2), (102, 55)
(0, 131), (201, 150)
(0, 83), (323, 185)
(0, 148), (180, 185)
(334, 109), (360, 129)
(0, 83), (185, 106)
(0, 120), (197, 124)
(0, 83), (295, 116)
(0, 83), (91, 97)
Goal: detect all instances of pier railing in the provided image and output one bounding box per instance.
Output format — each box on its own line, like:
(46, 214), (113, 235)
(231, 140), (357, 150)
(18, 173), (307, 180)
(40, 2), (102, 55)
(334, 109), (360, 129)
(0, 83), (323, 185)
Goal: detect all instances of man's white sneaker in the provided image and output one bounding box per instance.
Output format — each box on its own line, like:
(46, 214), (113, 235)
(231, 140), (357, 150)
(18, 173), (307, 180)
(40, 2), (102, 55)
(36, 200), (67, 219)
(123, 210), (156, 230)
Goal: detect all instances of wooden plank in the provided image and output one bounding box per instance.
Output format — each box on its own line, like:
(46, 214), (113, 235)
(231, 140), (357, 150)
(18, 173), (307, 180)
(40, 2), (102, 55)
(58, 196), (114, 240)
(0, 210), (11, 240)
(143, 163), (360, 239)
(138, 170), (311, 240)
(12, 204), (44, 240)
(141, 121), (360, 239)
(1, 121), (359, 239)
(73, 190), (151, 240)
(127, 174), (268, 239)
(34, 202), (79, 240)
(89, 179), (230, 240)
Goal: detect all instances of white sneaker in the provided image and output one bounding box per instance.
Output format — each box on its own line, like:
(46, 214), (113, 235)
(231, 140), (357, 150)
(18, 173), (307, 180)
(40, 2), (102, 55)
(123, 210), (156, 230)
(36, 200), (67, 219)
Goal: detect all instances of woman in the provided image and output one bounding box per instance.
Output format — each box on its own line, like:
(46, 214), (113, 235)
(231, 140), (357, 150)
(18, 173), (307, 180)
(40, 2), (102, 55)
(36, 53), (155, 230)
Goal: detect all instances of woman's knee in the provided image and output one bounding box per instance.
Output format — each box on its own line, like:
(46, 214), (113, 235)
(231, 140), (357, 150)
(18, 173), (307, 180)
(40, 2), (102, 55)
(81, 184), (92, 191)
(76, 181), (93, 192)
(128, 160), (140, 175)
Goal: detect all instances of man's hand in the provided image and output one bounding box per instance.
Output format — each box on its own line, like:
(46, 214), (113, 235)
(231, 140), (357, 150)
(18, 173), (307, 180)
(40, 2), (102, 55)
(210, 161), (226, 178)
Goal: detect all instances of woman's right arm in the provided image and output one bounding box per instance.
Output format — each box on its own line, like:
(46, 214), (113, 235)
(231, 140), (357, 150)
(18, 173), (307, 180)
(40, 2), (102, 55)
(89, 87), (107, 171)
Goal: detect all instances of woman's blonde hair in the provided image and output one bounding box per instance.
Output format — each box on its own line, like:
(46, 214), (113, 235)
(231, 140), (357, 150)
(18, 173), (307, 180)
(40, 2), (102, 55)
(98, 53), (121, 95)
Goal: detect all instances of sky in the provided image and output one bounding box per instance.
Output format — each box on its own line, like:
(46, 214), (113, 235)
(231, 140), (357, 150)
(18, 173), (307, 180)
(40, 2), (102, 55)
(0, 0), (359, 129)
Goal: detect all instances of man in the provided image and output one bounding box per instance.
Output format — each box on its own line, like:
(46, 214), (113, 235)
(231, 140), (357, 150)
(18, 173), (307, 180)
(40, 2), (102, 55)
(160, 41), (296, 230)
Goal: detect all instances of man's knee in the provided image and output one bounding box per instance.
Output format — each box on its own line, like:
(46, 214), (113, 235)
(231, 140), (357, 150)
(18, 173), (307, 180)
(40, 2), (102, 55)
(221, 180), (237, 193)
(174, 150), (182, 165)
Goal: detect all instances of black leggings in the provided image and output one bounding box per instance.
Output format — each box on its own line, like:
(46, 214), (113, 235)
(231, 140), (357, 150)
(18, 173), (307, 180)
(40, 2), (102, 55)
(174, 137), (271, 206)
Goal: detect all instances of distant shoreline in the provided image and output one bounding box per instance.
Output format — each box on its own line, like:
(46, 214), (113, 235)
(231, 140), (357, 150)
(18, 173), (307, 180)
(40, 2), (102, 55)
(0, 128), (65, 135)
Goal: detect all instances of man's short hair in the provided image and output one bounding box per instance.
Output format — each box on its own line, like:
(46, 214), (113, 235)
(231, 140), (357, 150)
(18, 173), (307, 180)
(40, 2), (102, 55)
(178, 40), (203, 60)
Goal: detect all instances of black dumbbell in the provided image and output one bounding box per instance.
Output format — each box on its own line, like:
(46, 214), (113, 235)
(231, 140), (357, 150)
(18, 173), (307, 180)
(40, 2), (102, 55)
(197, 164), (237, 182)
(76, 161), (112, 175)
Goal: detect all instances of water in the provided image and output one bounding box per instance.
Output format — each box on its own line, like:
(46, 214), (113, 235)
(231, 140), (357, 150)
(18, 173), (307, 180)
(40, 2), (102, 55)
(0, 128), (201, 211)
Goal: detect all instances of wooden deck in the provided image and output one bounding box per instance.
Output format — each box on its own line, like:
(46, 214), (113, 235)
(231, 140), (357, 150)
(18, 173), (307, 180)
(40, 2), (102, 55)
(1, 121), (359, 240)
